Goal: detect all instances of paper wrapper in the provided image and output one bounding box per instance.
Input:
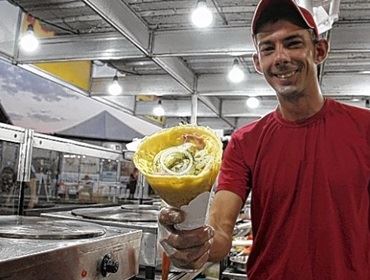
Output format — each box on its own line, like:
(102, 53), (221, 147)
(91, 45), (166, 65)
(175, 191), (211, 230)
(133, 124), (222, 210)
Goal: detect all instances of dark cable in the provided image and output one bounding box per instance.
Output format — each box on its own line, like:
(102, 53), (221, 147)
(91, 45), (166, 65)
(7, 0), (78, 34)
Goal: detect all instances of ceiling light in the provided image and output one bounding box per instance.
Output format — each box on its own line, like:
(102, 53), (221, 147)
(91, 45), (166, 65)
(19, 24), (39, 53)
(228, 59), (245, 83)
(246, 97), (260, 109)
(191, 0), (213, 28)
(153, 100), (165, 117)
(108, 74), (122, 95)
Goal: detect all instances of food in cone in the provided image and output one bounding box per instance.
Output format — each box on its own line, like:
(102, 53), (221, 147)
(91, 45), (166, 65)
(133, 125), (222, 208)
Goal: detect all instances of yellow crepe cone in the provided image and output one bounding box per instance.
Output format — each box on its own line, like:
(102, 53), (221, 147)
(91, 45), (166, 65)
(133, 125), (222, 208)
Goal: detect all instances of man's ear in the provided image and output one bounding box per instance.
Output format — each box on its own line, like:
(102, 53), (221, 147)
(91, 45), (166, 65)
(252, 53), (263, 75)
(314, 38), (329, 65)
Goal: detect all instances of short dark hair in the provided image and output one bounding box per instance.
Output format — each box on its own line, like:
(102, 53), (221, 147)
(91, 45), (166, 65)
(254, 4), (315, 37)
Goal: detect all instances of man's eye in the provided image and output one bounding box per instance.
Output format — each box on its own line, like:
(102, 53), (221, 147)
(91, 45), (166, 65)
(260, 47), (274, 53)
(287, 41), (303, 48)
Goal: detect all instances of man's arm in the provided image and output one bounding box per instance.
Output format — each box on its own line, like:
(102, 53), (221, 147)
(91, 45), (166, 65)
(208, 190), (244, 262)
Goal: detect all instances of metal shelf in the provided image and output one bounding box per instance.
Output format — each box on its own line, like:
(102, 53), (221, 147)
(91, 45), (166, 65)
(221, 268), (247, 280)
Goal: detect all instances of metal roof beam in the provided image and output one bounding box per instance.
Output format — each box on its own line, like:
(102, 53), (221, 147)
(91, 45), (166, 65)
(222, 99), (276, 117)
(91, 76), (223, 123)
(15, 23), (370, 62)
(91, 75), (188, 96)
(17, 33), (144, 63)
(16, 28), (255, 63)
(198, 96), (220, 114)
(82, 0), (150, 53)
(152, 56), (195, 92)
(153, 27), (255, 56)
(165, 117), (243, 130)
(90, 72), (370, 98)
(82, 0), (195, 93)
(134, 99), (218, 118)
(153, 24), (370, 56)
(197, 74), (276, 96)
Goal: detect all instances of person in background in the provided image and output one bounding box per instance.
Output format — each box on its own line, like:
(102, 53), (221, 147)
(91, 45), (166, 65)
(158, 0), (370, 279)
(26, 167), (38, 209)
(0, 166), (17, 209)
(128, 167), (138, 200)
(0, 166), (16, 194)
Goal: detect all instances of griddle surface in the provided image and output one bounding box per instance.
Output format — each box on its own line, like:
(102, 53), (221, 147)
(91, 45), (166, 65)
(72, 207), (158, 222)
(0, 216), (106, 239)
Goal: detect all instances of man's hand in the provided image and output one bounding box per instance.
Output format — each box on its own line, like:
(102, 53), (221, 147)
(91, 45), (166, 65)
(158, 207), (214, 270)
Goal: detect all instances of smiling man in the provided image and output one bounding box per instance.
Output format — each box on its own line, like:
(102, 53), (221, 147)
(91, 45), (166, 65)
(251, 1), (328, 121)
(158, 0), (370, 279)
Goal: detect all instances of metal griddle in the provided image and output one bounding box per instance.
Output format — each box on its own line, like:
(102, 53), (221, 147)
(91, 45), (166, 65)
(0, 215), (142, 280)
(121, 204), (160, 211)
(71, 206), (158, 222)
(0, 215), (106, 239)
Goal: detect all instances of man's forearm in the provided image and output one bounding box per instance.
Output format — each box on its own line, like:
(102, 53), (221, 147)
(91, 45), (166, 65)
(206, 190), (244, 262)
(208, 225), (233, 262)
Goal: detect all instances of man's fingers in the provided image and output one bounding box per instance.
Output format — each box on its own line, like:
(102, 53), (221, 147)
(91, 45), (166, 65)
(158, 207), (214, 270)
(170, 243), (212, 270)
(166, 226), (214, 249)
(158, 207), (185, 227)
(171, 239), (212, 262)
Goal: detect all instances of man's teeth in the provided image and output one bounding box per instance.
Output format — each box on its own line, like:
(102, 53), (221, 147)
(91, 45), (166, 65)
(276, 71), (295, 79)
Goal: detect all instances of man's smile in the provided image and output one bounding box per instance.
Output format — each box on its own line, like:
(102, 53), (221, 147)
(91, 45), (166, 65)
(274, 70), (297, 79)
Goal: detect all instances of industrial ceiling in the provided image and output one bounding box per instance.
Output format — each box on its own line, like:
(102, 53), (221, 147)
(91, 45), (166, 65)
(5, 0), (370, 133)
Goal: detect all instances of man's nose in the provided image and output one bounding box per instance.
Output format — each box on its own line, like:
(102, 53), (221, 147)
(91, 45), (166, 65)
(273, 45), (290, 67)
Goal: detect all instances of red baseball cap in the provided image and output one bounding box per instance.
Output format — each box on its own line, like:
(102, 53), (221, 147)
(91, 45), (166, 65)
(251, 0), (319, 37)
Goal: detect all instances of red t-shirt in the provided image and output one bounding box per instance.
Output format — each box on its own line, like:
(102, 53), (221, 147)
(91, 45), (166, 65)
(217, 99), (370, 280)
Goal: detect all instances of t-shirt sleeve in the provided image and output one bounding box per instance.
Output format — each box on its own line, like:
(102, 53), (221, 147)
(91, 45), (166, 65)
(216, 134), (251, 204)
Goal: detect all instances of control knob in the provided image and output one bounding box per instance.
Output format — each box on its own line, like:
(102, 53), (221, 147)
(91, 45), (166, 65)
(101, 253), (119, 277)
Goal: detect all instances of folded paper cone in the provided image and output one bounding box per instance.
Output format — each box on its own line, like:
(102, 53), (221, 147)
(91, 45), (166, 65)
(175, 191), (211, 230)
(133, 125), (222, 208)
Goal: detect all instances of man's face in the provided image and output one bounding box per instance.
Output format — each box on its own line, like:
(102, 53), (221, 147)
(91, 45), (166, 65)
(253, 20), (326, 100)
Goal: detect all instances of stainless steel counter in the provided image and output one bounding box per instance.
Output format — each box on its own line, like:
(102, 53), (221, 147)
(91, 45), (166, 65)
(42, 206), (161, 268)
(0, 215), (142, 280)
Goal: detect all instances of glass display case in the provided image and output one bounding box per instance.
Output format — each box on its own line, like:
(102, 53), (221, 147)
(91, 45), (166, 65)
(0, 123), (132, 215)
(58, 155), (121, 204)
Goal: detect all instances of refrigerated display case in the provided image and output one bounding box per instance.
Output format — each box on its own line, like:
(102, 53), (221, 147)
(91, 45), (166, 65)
(0, 122), (129, 215)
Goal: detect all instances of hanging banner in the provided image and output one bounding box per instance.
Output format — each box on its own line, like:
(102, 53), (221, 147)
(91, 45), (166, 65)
(34, 61), (92, 91)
